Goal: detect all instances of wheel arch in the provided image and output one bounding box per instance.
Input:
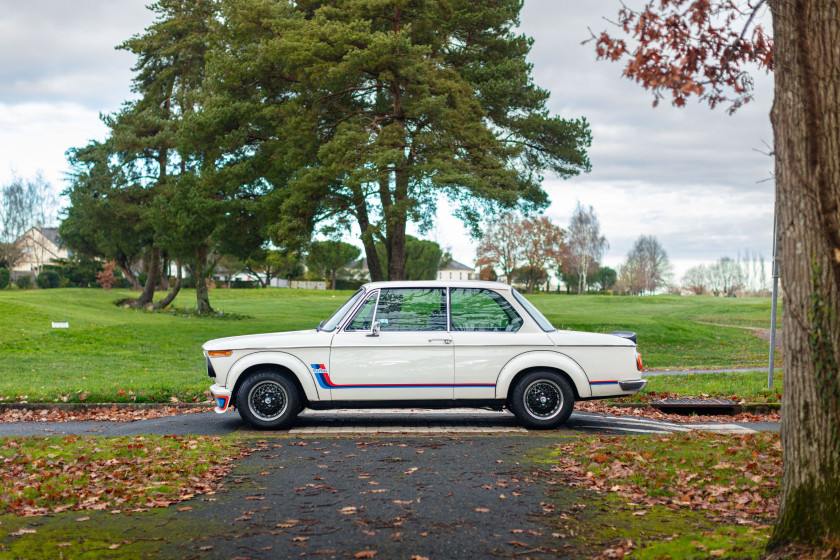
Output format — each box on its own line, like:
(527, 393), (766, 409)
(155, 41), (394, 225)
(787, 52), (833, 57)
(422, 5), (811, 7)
(494, 351), (591, 401)
(227, 351), (323, 406)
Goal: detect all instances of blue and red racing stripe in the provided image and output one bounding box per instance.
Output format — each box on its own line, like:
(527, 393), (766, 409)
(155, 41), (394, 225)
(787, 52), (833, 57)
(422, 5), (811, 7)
(589, 380), (619, 385)
(310, 364), (494, 389)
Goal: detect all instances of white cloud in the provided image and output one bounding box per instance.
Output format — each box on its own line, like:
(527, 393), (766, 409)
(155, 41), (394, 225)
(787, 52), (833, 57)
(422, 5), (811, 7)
(0, 0), (777, 274)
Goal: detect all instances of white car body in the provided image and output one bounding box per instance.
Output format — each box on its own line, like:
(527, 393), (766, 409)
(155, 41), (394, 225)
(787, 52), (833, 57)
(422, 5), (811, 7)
(203, 280), (646, 429)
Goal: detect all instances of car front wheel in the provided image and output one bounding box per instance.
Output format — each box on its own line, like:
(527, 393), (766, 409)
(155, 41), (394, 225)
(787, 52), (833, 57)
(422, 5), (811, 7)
(510, 371), (574, 429)
(236, 371), (300, 429)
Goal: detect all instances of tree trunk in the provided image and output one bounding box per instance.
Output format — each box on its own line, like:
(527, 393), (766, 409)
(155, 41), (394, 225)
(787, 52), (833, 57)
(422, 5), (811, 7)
(159, 250), (170, 290)
(137, 246), (160, 307)
(193, 245), (213, 314)
(387, 170), (408, 281)
(768, 0), (840, 548)
(154, 261), (182, 309)
(355, 190), (384, 283)
(116, 258), (141, 291)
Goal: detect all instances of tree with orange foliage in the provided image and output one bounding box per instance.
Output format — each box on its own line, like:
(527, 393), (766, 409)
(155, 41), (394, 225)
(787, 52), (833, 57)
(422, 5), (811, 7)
(593, 0), (840, 551)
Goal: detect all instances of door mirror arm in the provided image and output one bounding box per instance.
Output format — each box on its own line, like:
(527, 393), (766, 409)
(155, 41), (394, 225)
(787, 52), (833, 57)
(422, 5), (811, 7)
(367, 321), (381, 337)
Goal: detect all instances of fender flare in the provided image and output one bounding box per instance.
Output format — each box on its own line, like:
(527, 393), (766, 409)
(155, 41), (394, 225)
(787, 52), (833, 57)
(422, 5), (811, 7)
(495, 350), (592, 400)
(227, 351), (323, 403)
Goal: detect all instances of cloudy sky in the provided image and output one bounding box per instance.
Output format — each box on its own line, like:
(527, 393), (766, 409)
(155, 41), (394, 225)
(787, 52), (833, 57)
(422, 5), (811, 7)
(0, 0), (775, 279)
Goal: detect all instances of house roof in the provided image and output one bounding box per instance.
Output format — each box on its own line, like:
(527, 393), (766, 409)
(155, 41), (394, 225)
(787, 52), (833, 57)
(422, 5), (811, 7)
(439, 259), (474, 272)
(40, 227), (62, 248)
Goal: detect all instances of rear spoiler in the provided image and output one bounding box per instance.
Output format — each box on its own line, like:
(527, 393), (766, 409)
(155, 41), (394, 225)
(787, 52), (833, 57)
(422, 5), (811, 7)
(610, 330), (637, 344)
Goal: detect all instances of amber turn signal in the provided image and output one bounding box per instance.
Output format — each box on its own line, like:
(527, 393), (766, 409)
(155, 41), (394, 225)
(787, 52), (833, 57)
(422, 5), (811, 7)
(208, 350), (232, 357)
(636, 354), (644, 371)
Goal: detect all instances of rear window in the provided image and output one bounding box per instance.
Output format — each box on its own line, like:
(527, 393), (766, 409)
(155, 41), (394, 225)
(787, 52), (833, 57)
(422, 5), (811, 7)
(511, 289), (555, 332)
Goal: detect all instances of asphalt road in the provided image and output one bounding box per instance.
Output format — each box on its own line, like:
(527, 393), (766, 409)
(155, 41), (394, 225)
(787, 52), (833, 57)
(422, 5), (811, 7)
(162, 435), (573, 559)
(0, 411), (779, 559)
(0, 408), (779, 437)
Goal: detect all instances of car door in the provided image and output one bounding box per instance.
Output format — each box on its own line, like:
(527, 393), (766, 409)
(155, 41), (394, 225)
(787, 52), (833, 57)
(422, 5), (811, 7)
(328, 287), (455, 400)
(449, 287), (551, 399)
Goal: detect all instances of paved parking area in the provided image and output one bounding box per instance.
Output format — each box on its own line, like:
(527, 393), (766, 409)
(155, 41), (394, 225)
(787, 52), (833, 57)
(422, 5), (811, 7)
(0, 408), (778, 437)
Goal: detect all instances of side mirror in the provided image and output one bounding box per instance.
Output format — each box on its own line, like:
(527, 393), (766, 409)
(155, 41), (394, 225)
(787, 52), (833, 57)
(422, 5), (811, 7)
(367, 321), (381, 337)
(317, 320), (325, 332)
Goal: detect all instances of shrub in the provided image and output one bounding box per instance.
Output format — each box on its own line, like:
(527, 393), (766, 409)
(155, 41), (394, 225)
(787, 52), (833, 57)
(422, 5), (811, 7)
(96, 262), (117, 290)
(0, 268), (9, 290)
(46, 258), (100, 287)
(16, 275), (32, 289)
(231, 279), (259, 289)
(37, 270), (61, 289)
(334, 279), (364, 291)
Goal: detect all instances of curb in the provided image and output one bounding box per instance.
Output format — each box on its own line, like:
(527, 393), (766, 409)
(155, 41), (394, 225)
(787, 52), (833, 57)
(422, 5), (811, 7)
(0, 402), (214, 412)
(0, 402), (780, 413)
(606, 402), (781, 413)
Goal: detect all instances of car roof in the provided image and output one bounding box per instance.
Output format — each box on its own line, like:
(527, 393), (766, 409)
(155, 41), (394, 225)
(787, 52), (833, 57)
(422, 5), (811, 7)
(361, 280), (512, 291)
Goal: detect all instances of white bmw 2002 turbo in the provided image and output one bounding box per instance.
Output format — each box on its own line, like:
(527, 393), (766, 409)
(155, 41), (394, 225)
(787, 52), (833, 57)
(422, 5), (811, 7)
(204, 281), (646, 430)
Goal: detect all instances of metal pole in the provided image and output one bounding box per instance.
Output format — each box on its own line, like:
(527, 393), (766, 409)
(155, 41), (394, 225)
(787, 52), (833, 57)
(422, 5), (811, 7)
(768, 194), (780, 389)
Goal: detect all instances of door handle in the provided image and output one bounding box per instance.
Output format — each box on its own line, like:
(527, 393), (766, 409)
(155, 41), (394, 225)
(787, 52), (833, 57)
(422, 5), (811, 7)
(428, 338), (452, 344)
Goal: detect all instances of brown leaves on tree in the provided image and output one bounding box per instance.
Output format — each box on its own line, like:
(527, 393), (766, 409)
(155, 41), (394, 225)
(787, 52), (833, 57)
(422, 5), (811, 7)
(589, 0), (773, 112)
(0, 435), (239, 516)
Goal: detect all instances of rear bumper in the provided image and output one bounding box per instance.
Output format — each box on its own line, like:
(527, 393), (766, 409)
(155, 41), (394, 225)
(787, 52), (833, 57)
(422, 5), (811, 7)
(619, 379), (647, 392)
(210, 384), (233, 413)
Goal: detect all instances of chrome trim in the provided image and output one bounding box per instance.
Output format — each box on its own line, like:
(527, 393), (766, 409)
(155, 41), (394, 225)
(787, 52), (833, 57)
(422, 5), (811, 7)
(619, 379), (647, 392)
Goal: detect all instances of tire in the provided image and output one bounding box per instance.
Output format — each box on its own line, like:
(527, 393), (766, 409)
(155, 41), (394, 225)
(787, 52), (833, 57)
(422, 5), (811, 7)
(509, 370), (574, 429)
(236, 370), (300, 430)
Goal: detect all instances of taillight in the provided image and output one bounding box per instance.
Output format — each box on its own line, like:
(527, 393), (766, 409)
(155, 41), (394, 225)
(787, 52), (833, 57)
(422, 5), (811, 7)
(636, 354), (644, 371)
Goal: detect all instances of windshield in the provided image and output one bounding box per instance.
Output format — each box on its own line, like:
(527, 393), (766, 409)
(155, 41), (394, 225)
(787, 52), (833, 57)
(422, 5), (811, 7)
(320, 288), (365, 332)
(511, 289), (556, 332)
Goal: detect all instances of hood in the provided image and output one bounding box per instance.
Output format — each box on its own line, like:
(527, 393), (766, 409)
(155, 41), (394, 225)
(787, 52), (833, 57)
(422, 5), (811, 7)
(547, 330), (636, 347)
(202, 329), (331, 352)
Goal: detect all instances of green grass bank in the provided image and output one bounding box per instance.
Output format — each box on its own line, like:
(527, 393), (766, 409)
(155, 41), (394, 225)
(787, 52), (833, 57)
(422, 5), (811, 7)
(0, 288), (780, 403)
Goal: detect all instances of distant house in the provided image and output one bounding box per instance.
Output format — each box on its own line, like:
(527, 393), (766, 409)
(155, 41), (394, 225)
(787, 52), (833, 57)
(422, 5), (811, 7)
(344, 258), (372, 282)
(12, 227), (69, 279)
(436, 259), (476, 281)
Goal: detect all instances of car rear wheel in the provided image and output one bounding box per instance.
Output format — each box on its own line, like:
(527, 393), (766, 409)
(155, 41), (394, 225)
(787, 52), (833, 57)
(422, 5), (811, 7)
(510, 370), (574, 429)
(236, 371), (300, 429)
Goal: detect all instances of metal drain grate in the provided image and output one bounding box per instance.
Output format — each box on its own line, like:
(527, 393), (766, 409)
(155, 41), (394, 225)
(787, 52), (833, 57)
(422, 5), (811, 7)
(651, 398), (742, 416)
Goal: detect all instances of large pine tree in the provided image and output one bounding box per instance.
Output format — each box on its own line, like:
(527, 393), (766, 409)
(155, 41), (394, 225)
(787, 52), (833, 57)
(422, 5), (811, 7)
(202, 0), (591, 280)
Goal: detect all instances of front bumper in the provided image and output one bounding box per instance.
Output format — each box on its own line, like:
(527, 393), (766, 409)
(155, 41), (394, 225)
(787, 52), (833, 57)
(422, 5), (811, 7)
(210, 384), (233, 414)
(619, 379), (648, 392)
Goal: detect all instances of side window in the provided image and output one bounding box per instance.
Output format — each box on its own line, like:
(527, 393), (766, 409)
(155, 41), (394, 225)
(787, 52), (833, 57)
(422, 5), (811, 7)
(450, 288), (523, 332)
(376, 288), (447, 331)
(346, 292), (378, 331)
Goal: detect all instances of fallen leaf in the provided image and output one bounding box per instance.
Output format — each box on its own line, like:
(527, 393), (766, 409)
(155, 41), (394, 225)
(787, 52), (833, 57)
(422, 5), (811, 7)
(474, 507), (490, 513)
(354, 551), (377, 558)
(10, 528), (36, 536)
(291, 537), (309, 542)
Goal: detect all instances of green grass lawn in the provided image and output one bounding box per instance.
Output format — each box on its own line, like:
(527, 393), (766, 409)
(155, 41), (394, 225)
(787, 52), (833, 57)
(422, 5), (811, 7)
(0, 288), (780, 403)
(530, 293), (777, 369)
